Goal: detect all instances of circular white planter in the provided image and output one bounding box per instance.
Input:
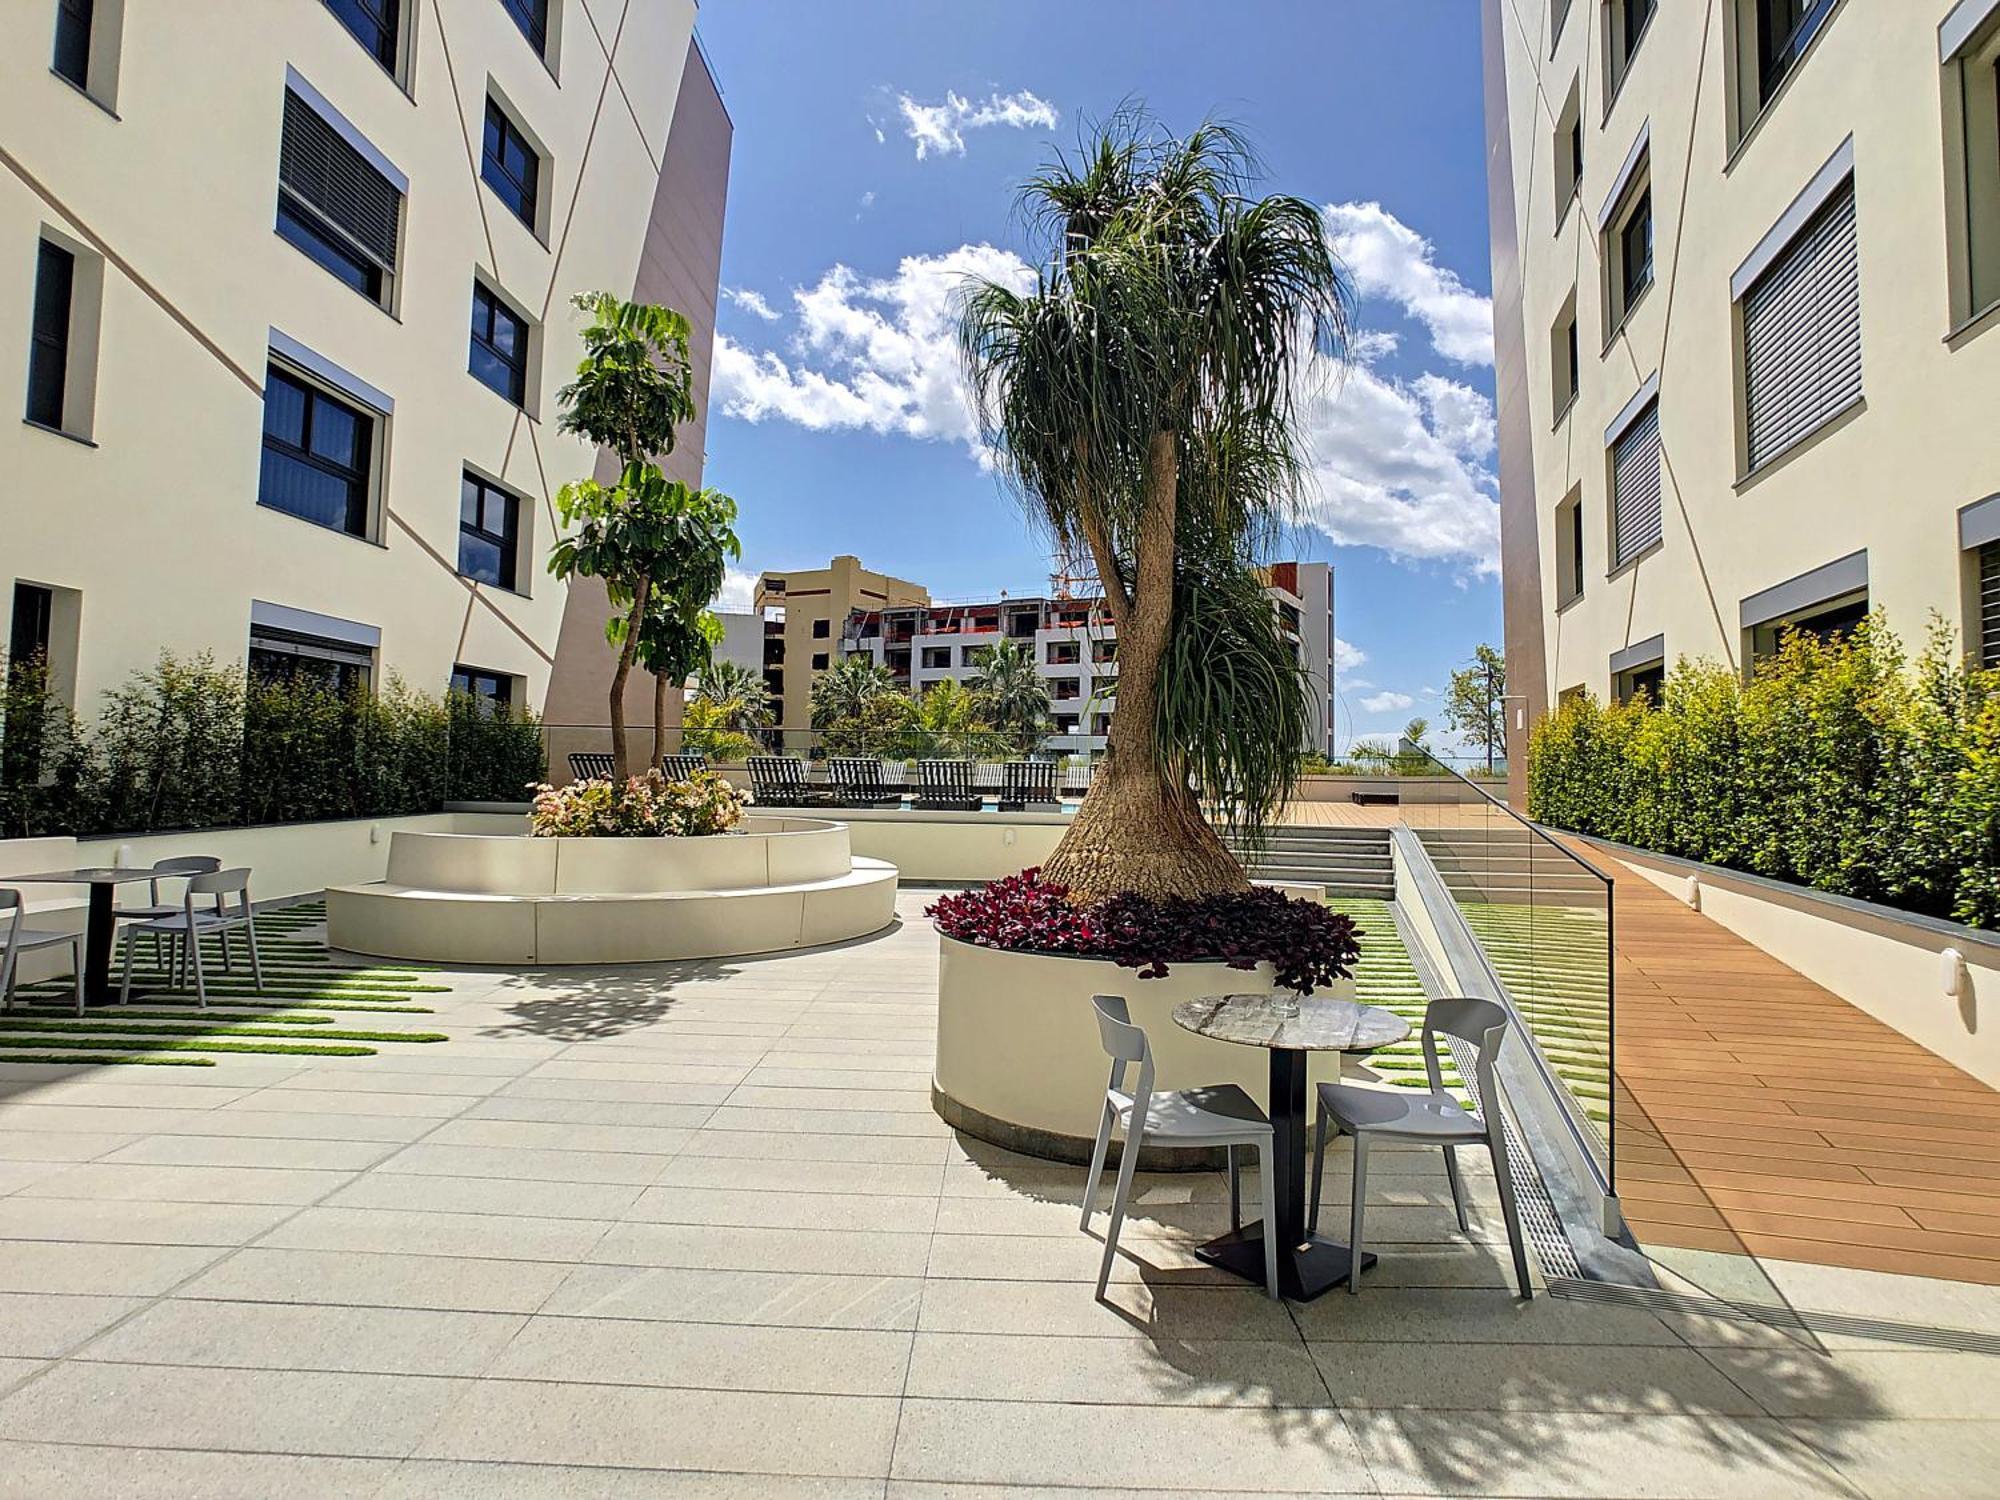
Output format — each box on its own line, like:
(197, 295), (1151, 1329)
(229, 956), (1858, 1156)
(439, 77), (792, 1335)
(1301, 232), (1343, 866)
(326, 816), (897, 965)
(933, 934), (1356, 1166)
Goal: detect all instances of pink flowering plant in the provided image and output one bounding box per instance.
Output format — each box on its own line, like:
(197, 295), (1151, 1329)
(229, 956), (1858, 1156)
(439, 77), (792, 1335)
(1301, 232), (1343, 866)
(926, 869), (1361, 994)
(528, 767), (750, 838)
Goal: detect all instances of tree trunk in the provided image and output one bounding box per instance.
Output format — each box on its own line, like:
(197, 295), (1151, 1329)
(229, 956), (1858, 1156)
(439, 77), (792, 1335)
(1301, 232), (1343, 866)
(652, 671), (671, 772)
(607, 577), (650, 781)
(1039, 431), (1247, 904)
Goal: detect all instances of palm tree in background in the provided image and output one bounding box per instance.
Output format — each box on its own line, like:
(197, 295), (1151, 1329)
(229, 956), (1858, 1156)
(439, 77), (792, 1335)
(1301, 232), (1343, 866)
(693, 659), (772, 733)
(809, 654), (898, 731)
(959, 112), (1349, 900)
(968, 638), (1052, 755)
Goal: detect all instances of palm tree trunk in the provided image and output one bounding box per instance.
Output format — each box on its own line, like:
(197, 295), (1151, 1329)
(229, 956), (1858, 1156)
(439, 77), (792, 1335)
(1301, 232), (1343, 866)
(607, 577), (650, 781)
(1039, 432), (1247, 903)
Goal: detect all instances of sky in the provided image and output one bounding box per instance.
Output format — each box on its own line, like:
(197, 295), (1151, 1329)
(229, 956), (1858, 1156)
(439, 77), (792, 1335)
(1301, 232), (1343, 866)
(693, 0), (1500, 753)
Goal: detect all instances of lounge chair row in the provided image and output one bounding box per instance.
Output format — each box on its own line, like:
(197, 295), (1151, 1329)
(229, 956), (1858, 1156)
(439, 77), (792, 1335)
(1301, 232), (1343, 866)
(566, 752), (1090, 810)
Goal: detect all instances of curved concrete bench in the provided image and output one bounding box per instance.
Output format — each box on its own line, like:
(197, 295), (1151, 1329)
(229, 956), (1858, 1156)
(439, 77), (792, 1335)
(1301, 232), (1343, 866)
(325, 820), (899, 964)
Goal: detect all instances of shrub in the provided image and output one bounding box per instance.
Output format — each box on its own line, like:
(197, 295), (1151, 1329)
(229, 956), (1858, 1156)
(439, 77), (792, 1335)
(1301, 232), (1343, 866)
(529, 767), (748, 838)
(926, 868), (1362, 994)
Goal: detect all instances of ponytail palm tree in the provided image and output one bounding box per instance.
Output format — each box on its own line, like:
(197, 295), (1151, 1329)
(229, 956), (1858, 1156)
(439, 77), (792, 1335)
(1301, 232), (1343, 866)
(959, 115), (1349, 901)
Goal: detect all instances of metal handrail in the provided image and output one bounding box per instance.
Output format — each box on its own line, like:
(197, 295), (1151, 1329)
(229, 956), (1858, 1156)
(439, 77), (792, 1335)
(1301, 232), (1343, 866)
(1404, 745), (1614, 890)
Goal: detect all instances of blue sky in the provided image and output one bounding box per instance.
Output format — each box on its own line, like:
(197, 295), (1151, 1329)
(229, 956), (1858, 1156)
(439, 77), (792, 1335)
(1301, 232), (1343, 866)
(694, 1), (1500, 751)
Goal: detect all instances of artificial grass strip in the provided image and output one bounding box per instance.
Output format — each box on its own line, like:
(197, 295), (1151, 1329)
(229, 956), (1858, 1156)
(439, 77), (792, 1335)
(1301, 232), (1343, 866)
(0, 1051), (216, 1067)
(0, 1020), (445, 1044)
(0, 1034), (377, 1058)
(10, 1007), (340, 1025)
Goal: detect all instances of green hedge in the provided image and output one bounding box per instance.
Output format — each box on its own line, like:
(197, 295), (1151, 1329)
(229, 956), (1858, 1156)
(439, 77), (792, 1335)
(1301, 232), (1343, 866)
(1528, 618), (2000, 927)
(0, 652), (545, 838)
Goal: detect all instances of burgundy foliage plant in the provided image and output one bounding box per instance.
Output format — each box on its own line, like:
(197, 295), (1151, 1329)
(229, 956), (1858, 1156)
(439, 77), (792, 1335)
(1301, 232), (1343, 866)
(927, 869), (1363, 994)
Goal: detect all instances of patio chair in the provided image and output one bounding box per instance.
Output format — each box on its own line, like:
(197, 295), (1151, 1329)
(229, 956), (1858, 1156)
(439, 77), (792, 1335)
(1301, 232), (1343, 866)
(1080, 994), (1279, 1300)
(913, 759), (982, 812)
(118, 867), (264, 1009)
(999, 759), (1061, 811)
(1308, 996), (1533, 1299)
(746, 755), (828, 807)
(568, 752), (617, 782)
(658, 753), (709, 781)
(0, 889), (84, 1016)
(114, 856), (221, 971)
(828, 757), (903, 807)
(1060, 760), (1096, 799)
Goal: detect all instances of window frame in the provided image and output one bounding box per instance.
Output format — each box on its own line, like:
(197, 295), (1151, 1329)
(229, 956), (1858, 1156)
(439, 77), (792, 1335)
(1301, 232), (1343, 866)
(275, 79), (405, 312)
(1944, 12), (2000, 335)
(481, 94), (542, 233)
(26, 239), (75, 432)
(1599, 134), (1655, 344)
(1606, 381), (1663, 573)
(469, 280), (532, 408)
(457, 470), (522, 592)
(257, 364), (377, 541)
(52, 0), (93, 90)
(450, 663), (515, 713)
(499, 0), (550, 59)
(1604, 0), (1658, 109)
(322, 0), (402, 79)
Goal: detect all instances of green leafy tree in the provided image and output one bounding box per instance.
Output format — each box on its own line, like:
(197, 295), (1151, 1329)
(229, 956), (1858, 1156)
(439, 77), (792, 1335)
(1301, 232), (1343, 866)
(1445, 643), (1508, 773)
(695, 660), (773, 731)
(1402, 716), (1430, 748)
(548, 292), (737, 780)
(911, 678), (1004, 759)
(967, 637), (1052, 755)
(960, 112), (1350, 900)
(810, 654), (898, 730)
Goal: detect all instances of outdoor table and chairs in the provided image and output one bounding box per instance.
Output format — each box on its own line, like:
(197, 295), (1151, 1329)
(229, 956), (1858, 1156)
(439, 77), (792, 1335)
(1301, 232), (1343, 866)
(118, 867), (264, 1008)
(0, 888), (86, 1015)
(2, 864), (175, 1007)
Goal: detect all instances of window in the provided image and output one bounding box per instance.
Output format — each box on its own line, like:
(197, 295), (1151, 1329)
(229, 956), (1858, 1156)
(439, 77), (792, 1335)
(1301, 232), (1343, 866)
(1553, 0), (1574, 47)
(1554, 82), (1584, 218)
(8, 584), (53, 676)
(323, 0), (398, 73)
(501, 0), (549, 56)
(52, 0), (92, 88)
(1749, 591), (1867, 662)
(1982, 542), (2000, 669)
(260, 366), (373, 537)
(277, 85), (403, 307)
(1747, 0), (1837, 110)
(1944, 12), (2000, 326)
(921, 646), (950, 670)
(1738, 166), (1859, 473)
(451, 665), (513, 713)
(1092, 639), (1117, 664)
(249, 621), (373, 696)
(1607, 0), (1656, 97)
(1602, 142), (1653, 332)
(1614, 658), (1664, 705)
(481, 96), (541, 231)
(1551, 291), (1580, 418)
(469, 281), (530, 406)
(1556, 490), (1585, 606)
(1609, 394), (1662, 568)
(811, 618), (830, 639)
(811, 652), (830, 670)
(458, 472), (519, 590)
(1618, 189), (1653, 311)
(1047, 641), (1080, 665)
(1053, 679), (1082, 701)
(26, 241), (74, 430)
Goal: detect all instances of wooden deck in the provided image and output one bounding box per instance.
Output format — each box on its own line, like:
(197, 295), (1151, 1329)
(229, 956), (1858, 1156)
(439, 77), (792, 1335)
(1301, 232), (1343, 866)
(1581, 845), (2000, 1286)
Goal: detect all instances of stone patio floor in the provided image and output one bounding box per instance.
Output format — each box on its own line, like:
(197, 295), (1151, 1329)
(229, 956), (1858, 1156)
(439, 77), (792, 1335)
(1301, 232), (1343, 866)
(2, 890), (1998, 1497)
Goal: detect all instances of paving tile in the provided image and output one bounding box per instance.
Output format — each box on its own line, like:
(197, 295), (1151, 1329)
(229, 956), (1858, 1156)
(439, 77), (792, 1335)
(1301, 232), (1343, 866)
(1703, 1347), (2000, 1420)
(264, 1070), (500, 1097)
(376, 1460), (883, 1498)
(0, 1104), (199, 1134)
(0, 1441), (397, 1498)
(923, 1229), (1236, 1284)
(375, 1143), (671, 1185)
(1311, 1341), (1766, 1415)
(101, 1134), (399, 1171)
(724, 1085), (935, 1113)
(176, 1246), (572, 1314)
(542, 1263), (923, 1329)
(0, 1361), (468, 1457)
(699, 1107), (948, 1138)
(0, 1162), (68, 1197)
(415, 1380), (900, 1476)
(588, 1221), (932, 1276)
(1290, 1286), (1679, 1345)
(233, 1088), (469, 1118)
(524, 1060), (749, 1086)
(15, 1162), (354, 1206)
(323, 1172), (644, 1221)
(423, 1118), (696, 1155)
(676, 1129), (949, 1165)
(0, 1197), (294, 1247)
(889, 1397), (1371, 1491)
(1789, 1417), (2000, 1500)
(0, 1292), (145, 1358)
(261, 1206), (615, 1262)
(937, 1194), (1228, 1240)
(460, 1095), (716, 1130)
(652, 1155), (944, 1197)
(907, 1329), (1329, 1407)
(167, 1108), (439, 1143)
(0, 1239), (227, 1296)
(624, 1185), (936, 1233)
(916, 1277), (1298, 1340)
(87, 1299), (526, 1377)
(486, 1314), (911, 1395)
(497, 1078), (738, 1107)
(0, 1130), (135, 1161)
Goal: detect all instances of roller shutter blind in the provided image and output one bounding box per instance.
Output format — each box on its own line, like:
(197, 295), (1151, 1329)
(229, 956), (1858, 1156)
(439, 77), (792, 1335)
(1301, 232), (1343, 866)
(1742, 177), (1859, 471)
(1611, 399), (1662, 566)
(1982, 542), (2000, 670)
(280, 88), (401, 271)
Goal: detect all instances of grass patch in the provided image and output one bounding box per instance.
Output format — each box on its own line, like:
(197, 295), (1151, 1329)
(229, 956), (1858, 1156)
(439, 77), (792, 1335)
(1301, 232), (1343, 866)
(10, 1007), (339, 1025)
(0, 1034), (377, 1058)
(0, 1051), (216, 1067)
(0, 1020), (445, 1044)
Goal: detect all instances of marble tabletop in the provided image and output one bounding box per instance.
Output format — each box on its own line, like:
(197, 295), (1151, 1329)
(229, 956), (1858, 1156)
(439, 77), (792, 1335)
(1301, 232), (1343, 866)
(1172, 993), (1412, 1053)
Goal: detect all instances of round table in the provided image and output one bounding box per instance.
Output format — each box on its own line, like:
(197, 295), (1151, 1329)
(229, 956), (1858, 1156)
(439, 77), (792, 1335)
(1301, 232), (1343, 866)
(1172, 993), (1411, 1301)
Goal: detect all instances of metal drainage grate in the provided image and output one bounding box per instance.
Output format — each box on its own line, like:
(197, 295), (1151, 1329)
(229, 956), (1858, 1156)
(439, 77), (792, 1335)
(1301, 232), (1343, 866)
(1444, 1033), (1581, 1283)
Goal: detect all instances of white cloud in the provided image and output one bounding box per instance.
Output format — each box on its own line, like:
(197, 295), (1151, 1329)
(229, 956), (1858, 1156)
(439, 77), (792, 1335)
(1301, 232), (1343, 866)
(1414, 374), (1496, 459)
(711, 244), (1035, 459)
(1334, 637), (1366, 674)
(713, 567), (757, 612)
(721, 287), (780, 322)
(1360, 690), (1415, 713)
(1324, 201), (1493, 367)
(897, 89), (1058, 159)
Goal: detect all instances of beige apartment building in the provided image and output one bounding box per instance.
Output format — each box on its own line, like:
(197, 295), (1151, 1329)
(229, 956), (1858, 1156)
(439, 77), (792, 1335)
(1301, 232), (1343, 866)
(1, 0), (729, 764)
(752, 556), (931, 730)
(1482, 0), (2000, 797)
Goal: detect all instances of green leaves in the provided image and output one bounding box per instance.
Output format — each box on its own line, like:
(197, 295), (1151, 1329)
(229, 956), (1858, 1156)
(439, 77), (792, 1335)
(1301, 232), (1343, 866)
(557, 292), (695, 464)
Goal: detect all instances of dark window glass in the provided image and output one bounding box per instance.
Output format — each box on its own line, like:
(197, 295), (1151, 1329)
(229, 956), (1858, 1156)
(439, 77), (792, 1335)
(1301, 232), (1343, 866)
(500, 0), (549, 54)
(52, 0), (93, 88)
(276, 196), (384, 300)
(9, 584), (54, 674)
(249, 625), (372, 696)
(470, 283), (529, 406)
(1569, 120), (1584, 186)
(811, 618), (830, 638)
(451, 664), (512, 711)
(259, 367), (372, 537)
(1566, 314), (1580, 400)
(1757, 0), (1835, 103)
(1569, 505), (1585, 599)
(26, 241), (74, 429)
(1620, 189), (1653, 309)
(1621, 0), (1655, 63)
(458, 472), (519, 590)
(481, 98), (541, 228)
(324, 0), (398, 70)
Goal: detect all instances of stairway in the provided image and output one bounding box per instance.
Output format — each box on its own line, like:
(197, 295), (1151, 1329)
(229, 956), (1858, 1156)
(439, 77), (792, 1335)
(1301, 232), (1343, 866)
(1230, 825), (1394, 900)
(1415, 826), (1607, 903)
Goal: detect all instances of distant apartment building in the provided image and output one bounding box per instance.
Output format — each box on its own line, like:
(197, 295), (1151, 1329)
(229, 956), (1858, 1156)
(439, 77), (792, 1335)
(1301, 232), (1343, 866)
(757, 557), (1336, 754)
(1, 1), (730, 772)
(1481, 1), (2000, 797)
(752, 556), (930, 729)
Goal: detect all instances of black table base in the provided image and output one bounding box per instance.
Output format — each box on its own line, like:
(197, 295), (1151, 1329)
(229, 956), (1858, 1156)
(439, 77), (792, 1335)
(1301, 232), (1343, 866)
(1192, 1046), (1375, 1302)
(82, 884), (119, 1008)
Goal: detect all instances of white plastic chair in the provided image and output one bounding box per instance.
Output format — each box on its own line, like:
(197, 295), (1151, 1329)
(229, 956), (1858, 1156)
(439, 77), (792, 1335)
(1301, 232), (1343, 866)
(0, 888), (84, 1016)
(118, 868), (263, 1008)
(114, 855), (222, 972)
(1080, 994), (1280, 1299)
(1308, 995), (1534, 1298)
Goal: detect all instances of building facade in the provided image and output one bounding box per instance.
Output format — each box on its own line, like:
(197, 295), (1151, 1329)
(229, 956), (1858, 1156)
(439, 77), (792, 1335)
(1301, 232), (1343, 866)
(1482, 0), (2000, 798)
(2, 0), (729, 767)
(758, 557), (1336, 755)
